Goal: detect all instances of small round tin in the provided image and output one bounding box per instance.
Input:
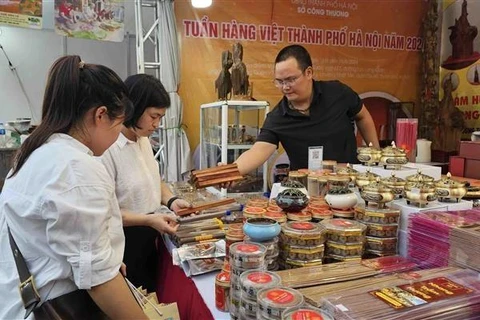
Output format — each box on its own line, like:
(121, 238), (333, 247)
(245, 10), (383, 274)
(240, 270), (282, 301)
(257, 287), (304, 320)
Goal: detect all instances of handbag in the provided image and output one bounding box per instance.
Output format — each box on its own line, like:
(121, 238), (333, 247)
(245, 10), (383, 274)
(8, 227), (109, 320)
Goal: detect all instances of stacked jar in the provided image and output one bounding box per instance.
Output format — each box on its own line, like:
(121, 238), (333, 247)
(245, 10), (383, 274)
(238, 270), (281, 320)
(263, 204), (287, 225)
(226, 224), (245, 257)
(245, 236), (280, 271)
(279, 221), (326, 269)
(321, 218), (367, 262)
(229, 242), (267, 320)
(354, 205), (400, 257)
(256, 287), (304, 320)
(281, 305), (334, 320)
(307, 197), (333, 222)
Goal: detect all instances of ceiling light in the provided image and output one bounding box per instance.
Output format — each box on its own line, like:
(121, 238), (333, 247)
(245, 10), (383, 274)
(191, 0), (212, 8)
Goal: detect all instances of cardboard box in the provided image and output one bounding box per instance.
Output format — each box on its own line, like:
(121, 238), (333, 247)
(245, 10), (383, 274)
(459, 141), (480, 160)
(449, 156), (465, 177)
(353, 163), (442, 180)
(464, 158), (480, 179)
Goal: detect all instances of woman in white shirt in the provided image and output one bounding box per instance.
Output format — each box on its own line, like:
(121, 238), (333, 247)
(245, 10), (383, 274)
(101, 74), (190, 292)
(0, 56), (147, 319)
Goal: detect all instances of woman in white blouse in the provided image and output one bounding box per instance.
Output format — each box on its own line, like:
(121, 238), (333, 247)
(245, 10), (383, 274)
(0, 56), (147, 319)
(101, 74), (190, 292)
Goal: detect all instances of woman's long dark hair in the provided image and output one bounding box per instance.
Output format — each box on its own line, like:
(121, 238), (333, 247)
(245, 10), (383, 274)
(9, 55), (133, 177)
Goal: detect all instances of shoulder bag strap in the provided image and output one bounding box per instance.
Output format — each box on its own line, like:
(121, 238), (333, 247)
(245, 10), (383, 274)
(7, 226), (41, 319)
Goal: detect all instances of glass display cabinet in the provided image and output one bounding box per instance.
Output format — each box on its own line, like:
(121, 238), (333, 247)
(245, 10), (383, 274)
(200, 100), (270, 195)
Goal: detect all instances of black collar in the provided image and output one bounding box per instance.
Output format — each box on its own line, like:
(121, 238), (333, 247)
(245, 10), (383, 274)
(281, 80), (322, 116)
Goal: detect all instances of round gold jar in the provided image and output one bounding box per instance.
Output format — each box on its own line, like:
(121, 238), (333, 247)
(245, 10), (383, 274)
(357, 142), (382, 166)
(381, 173), (406, 199)
(380, 142), (408, 170)
(434, 172), (467, 203)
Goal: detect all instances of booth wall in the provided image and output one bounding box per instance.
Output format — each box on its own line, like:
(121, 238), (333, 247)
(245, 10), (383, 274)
(0, 0), (138, 124)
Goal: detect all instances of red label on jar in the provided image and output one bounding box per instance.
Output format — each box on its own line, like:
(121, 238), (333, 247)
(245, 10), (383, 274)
(216, 271), (230, 283)
(247, 272), (272, 284)
(236, 244), (259, 253)
(292, 310), (323, 320)
(291, 222), (314, 230)
(266, 289), (295, 304)
(331, 219), (354, 227)
(292, 310), (324, 320)
(215, 285), (228, 311)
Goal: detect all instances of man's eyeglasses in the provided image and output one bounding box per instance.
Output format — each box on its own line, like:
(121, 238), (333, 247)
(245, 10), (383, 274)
(273, 73), (303, 88)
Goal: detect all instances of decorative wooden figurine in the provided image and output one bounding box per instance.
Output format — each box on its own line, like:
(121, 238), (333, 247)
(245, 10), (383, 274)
(448, 0), (477, 60)
(433, 75), (465, 152)
(215, 50), (233, 100)
(231, 42), (249, 98)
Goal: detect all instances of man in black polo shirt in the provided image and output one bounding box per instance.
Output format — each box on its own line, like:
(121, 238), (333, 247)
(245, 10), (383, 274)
(234, 45), (379, 173)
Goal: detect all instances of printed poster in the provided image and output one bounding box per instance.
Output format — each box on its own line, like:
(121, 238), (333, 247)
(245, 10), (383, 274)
(440, 0), (480, 139)
(0, 0), (42, 29)
(54, 0), (125, 42)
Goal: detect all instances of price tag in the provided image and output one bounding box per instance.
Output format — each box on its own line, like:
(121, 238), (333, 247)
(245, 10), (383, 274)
(308, 146), (323, 171)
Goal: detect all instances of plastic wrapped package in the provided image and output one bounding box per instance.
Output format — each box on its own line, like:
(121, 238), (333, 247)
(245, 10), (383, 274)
(321, 268), (480, 320)
(257, 287), (304, 320)
(240, 270), (282, 301)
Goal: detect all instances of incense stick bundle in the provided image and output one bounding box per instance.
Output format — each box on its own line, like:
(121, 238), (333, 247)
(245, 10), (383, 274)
(300, 267), (458, 307)
(276, 261), (379, 289)
(320, 268), (480, 320)
(449, 225), (480, 272)
(176, 198), (236, 216)
(190, 164), (243, 188)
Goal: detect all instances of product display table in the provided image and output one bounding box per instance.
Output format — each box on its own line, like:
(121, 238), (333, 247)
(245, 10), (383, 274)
(158, 235), (228, 320)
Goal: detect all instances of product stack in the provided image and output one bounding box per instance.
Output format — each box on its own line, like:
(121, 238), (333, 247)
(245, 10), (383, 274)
(321, 218), (367, 262)
(238, 270), (281, 320)
(278, 221), (326, 269)
(355, 205), (400, 257)
(228, 242), (267, 319)
(408, 209), (480, 268)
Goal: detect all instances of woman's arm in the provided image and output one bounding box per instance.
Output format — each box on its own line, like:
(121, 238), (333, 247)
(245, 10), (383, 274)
(88, 273), (147, 319)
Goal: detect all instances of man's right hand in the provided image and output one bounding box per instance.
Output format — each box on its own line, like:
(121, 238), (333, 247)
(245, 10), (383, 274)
(147, 214), (179, 234)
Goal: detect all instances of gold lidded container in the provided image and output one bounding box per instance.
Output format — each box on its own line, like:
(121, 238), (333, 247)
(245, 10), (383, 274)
(434, 172), (467, 203)
(357, 142), (382, 166)
(380, 141), (408, 169)
(355, 169), (380, 191)
(360, 178), (395, 209)
(381, 173), (406, 199)
(406, 170), (435, 183)
(335, 163), (359, 184)
(404, 181), (437, 207)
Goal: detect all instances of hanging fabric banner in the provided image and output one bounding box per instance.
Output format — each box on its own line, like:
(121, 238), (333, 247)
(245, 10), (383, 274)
(54, 0), (125, 42)
(0, 0), (42, 29)
(174, 0), (427, 150)
(440, 0), (480, 141)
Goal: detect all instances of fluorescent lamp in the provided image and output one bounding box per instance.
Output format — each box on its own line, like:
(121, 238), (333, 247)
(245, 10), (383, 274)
(191, 0), (212, 8)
